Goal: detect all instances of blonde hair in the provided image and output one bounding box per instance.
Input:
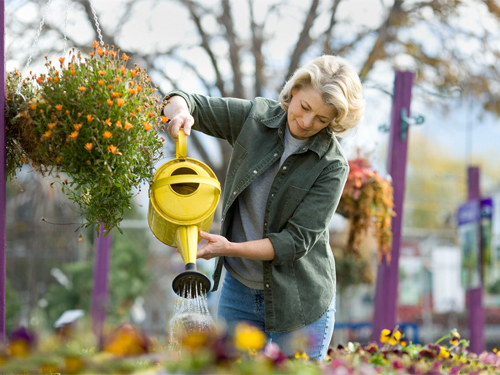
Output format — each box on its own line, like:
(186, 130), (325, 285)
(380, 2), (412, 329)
(279, 55), (364, 136)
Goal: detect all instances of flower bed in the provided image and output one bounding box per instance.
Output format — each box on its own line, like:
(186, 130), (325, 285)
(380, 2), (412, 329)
(1, 324), (499, 374)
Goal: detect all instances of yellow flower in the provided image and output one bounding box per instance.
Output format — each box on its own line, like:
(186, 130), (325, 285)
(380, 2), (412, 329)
(107, 145), (122, 155)
(115, 121), (122, 128)
(124, 121), (133, 130)
(117, 98), (125, 107)
(87, 114), (94, 122)
(449, 330), (461, 346)
(439, 346), (450, 359)
(74, 124), (82, 131)
(105, 118), (112, 126)
(294, 351), (310, 360)
(48, 123), (56, 129)
(380, 329), (391, 343)
(55, 104), (63, 110)
(143, 122), (153, 131)
(389, 330), (401, 345)
(68, 131), (79, 140)
(103, 131), (112, 139)
(78, 86), (86, 91)
(84, 143), (93, 151)
(234, 323), (266, 352)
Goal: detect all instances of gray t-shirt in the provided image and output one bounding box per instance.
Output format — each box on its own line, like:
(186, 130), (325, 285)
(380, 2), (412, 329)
(224, 125), (308, 289)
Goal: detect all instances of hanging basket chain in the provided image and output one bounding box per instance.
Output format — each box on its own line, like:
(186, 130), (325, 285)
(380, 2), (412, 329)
(62, 0), (69, 56)
(89, 0), (104, 46)
(16, 0), (53, 96)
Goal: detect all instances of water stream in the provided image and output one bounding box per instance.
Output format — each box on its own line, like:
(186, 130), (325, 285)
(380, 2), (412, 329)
(168, 283), (215, 351)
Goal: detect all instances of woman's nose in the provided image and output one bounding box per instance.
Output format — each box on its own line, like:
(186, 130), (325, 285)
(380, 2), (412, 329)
(303, 114), (314, 128)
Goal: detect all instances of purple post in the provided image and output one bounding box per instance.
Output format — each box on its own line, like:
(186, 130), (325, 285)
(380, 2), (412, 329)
(90, 224), (112, 347)
(467, 166), (485, 353)
(0, 0), (6, 341)
(371, 71), (414, 342)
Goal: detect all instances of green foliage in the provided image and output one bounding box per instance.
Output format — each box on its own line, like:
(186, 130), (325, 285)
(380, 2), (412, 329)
(43, 223), (150, 327)
(5, 43), (165, 232)
(6, 278), (22, 333)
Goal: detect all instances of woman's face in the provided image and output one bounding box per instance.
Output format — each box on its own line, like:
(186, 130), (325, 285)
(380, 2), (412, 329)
(287, 86), (336, 140)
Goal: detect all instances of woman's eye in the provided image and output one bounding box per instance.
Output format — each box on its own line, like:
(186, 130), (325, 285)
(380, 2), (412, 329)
(301, 105), (308, 111)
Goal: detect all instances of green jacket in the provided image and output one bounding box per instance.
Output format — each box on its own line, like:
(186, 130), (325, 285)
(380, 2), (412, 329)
(167, 90), (349, 332)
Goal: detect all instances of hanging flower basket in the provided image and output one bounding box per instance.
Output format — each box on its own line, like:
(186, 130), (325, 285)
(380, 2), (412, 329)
(336, 158), (395, 262)
(6, 42), (167, 233)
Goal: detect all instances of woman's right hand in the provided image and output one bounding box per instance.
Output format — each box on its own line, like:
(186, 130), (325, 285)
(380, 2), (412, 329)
(163, 95), (195, 139)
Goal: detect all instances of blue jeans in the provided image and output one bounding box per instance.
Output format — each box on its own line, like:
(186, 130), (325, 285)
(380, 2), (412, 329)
(217, 271), (336, 360)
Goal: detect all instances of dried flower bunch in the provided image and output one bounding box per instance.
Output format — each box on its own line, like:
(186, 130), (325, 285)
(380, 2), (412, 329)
(336, 158), (394, 262)
(6, 42), (167, 233)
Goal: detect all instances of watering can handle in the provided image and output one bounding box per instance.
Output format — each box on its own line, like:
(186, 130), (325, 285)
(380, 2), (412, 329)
(176, 129), (187, 159)
(150, 175), (221, 193)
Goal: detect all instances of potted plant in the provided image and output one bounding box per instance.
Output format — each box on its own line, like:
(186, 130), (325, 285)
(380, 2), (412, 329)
(6, 42), (167, 233)
(336, 158), (394, 262)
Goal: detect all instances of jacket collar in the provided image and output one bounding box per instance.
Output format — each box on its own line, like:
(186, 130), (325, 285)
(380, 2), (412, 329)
(261, 108), (333, 159)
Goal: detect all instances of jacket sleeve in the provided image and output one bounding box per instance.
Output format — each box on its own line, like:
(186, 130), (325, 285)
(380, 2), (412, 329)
(267, 160), (349, 265)
(165, 90), (254, 146)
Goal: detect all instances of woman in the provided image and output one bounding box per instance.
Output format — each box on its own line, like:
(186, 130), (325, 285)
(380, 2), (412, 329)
(163, 55), (364, 360)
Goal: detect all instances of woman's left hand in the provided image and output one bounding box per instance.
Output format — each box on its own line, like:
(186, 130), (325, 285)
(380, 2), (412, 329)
(197, 231), (232, 260)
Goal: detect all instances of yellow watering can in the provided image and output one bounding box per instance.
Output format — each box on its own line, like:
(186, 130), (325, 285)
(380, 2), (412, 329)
(148, 129), (220, 298)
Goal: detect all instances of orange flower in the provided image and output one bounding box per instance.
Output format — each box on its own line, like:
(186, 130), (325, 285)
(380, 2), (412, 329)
(70, 69), (76, 75)
(69, 131), (79, 140)
(109, 50), (117, 58)
(115, 121), (122, 128)
(103, 131), (112, 139)
(55, 104), (63, 111)
(105, 118), (112, 126)
(58, 57), (65, 64)
(78, 86), (86, 91)
(54, 76), (59, 83)
(93, 40), (99, 48)
(48, 123), (56, 129)
(128, 88), (137, 95)
(136, 85), (143, 92)
(143, 122), (153, 131)
(151, 88), (157, 93)
(98, 70), (106, 75)
(87, 114), (94, 122)
(97, 47), (104, 57)
(98, 80), (104, 86)
(130, 69), (137, 77)
(39, 109), (44, 114)
(77, 113), (82, 117)
(147, 77), (151, 82)
(56, 156), (62, 163)
(84, 143), (93, 151)
(42, 130), (52, 139)
(36, 77), (44, 83)
(30, 104), (37, 110)
(137, 107), (142, 112)
(115, 76), (122, 83)
(129, 112), (136, 118)
(65, 110), (70, 114)
(89, 52), (95, 58)
(124, 120), (133, 130)
(74, 124), (82, 131)
(47, 76), (52, 82)
(108, 85), (114, 90)
(107, 99), (113, 106)
(120, 66), (126, 75)
(107, 145), (122, 155)
(116, 98), (125, 107)
(148, 112), (155, 117)
(161, 116), (169, 123)
(68, 63), (73, 69)
(128, 81), (134, 86)
(122, 53), (130, 61)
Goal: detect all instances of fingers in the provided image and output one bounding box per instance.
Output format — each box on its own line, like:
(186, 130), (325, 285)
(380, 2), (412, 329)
(167, 114), (194, 139)
(199, 230), (214, 241)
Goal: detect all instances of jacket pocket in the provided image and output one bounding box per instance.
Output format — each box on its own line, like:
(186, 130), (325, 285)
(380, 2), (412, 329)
(281, 185), (309, 221)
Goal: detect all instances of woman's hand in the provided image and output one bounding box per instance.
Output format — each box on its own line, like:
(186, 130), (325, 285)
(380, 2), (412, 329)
(197, 231), (232, 260)
(163, 95), (194, 138)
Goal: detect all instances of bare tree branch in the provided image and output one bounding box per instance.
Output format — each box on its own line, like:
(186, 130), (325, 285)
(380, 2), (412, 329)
(322, 0), (343, 55)
(179, 0), (227, 96)
(248, 0), (265, 97)
(219, 0), (244, 98)
(286, 0), (320, 80)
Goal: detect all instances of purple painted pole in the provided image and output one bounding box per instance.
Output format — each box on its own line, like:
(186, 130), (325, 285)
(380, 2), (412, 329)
(0, 0), (6, 342)
(371, 71), (414, 342)
(467, 166), (485, 353)
(90, 224), (112, 347)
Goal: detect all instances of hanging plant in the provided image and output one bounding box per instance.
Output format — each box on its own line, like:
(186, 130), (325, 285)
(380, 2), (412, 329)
(6, 42), (167, 233)
(336, 158), (394, 262)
